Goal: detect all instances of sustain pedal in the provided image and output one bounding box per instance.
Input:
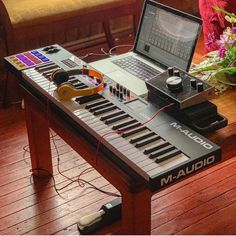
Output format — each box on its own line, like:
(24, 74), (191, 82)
(77, 197), (121, 234)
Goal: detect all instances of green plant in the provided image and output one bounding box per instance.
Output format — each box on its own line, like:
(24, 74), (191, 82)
(191, 6), (236, 93)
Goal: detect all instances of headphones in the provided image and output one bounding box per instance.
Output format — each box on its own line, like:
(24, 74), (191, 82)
(51, 67), (105, 101)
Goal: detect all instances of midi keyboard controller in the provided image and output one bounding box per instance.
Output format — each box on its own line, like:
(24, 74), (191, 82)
(4, 44), (222, 191)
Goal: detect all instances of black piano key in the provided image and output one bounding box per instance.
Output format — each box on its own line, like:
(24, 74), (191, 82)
(100, 110), (124, 121)
(68, 78), (80, 84)
(105, 113), (129, 125)
(36, 64), (58, 73)
(75, 94), (101, 104)
(149, 145), (176, 159)
(112, 119), (137, 130)
(42, 69), (58, 77)
(121, 126), (147, 138)
(118, 122), (141, 132)
(94, 105), (117, 115)
(35, 62), (55, 71)
(135, 135), (160, 148)
(85, 99), (109, 109)
(73, 82), (85, 87)
(155, 149), (182, 163)
(143, 141), (169, 155)
(130, 132), (156, 144)
(89, 102), (114, 113)
(74, 84), (88, 89)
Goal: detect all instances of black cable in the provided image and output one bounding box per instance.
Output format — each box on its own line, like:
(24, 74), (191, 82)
(29, 168), (65, 199)
(23, 144), (30, 165)
(49, 130), (121, 198)
(79, 44), (134, 60)
(108, 44), (133, 55)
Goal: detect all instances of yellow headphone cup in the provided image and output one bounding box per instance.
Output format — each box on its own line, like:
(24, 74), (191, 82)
(57, 84), (76, 101)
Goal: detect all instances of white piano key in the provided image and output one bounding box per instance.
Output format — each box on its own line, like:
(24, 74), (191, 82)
(22, 65), (198, 187)
(147, 153), (189, 176)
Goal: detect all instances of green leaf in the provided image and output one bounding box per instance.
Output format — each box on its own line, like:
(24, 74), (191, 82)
(219, 45), (236, 67)
(212, 6), (235, 17)
(218, 67), (236, 74)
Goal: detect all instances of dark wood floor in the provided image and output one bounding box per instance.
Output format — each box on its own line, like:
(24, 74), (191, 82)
(1, 35), (236, 235)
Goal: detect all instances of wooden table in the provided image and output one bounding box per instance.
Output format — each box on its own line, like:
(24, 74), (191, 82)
(22, 86), (152, 234)
(21, 79), (236, 234)
(208, 88), (236, 160)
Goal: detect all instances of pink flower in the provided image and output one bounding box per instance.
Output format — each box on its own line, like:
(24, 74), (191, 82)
(231, 27), (236, 34)
(217, 34), (235, 50)
(206, 32), (218, 51)
(218, 46), (227, 58)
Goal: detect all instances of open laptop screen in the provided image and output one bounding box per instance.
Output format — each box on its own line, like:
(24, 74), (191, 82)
(134, 0), (202, 71)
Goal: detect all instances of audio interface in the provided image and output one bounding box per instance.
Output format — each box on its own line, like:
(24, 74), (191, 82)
(145, 66), (214, 109)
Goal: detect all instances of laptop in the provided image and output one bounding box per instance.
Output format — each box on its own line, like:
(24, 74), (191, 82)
(89, 0), (202, 97)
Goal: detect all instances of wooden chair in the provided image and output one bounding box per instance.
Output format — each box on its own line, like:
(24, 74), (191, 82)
(0, 0), (143, 107)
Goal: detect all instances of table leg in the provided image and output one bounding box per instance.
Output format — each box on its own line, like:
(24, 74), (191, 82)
(23, 91), (52, 176)
(121, 187), (152, 234)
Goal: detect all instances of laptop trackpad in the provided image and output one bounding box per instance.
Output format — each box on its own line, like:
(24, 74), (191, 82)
(106, 70), (148, 97)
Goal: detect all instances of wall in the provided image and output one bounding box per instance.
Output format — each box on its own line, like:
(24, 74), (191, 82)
(157, 0), (199, 15)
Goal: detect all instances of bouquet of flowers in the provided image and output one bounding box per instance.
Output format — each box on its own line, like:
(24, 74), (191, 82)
(191, 6), (236, 93)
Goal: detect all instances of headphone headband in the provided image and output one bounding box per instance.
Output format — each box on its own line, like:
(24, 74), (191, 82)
(52, 68), (105, 101)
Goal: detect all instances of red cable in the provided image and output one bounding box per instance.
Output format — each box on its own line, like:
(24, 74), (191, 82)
(95, 102), (174, 162)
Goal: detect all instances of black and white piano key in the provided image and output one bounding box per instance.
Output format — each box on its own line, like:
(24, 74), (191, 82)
(115, 133), (189, 175)
(104, 113), (130, 125)
(91, 117), (132, 133)
(77, 107), (120, 120)
(130, 131), (156, 144)
(149, 145), (176, 159)
(89, 102), (114, 112)
(135, 135), (161, 148)
(78, 109), (127, 131)
(143, 141), (169, 154)
(68, 78), (80, 84)
(44, 75), (189, 178)
(42, 69), (58, 78)
(24, 71), (57, 93)
(36, 64), (59, 73)
(35, 62), (56, 71)
(121, 126), (147, 138)
(85, 99), (109, 109)
(94, 105), (117, 116)
(155, 149), (182, 163)
(100, 110), (125, 121)
(116, 121), (141, 132)
(126, 136), (165, 154)
(74, 84), (88, 89)
(76, 94), (102, 104)
(146, 153), (189, 176)
(112, 119), (137, 130)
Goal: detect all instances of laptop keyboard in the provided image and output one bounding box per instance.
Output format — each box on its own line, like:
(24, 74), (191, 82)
(112, 56), (161, 80)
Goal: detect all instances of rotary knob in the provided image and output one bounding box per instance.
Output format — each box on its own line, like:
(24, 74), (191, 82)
(197, 82), (204, 92)
(190, 79), (197, 89)
(173, 70), (180, 77)
(167, 67), (174, 76)
(166, 76), (183, 91)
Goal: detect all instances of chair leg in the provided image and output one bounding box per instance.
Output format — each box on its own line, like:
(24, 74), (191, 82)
(3, 71), (10, 108)
(102, 21), (114, 49)
(133, 14), (137, 35)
